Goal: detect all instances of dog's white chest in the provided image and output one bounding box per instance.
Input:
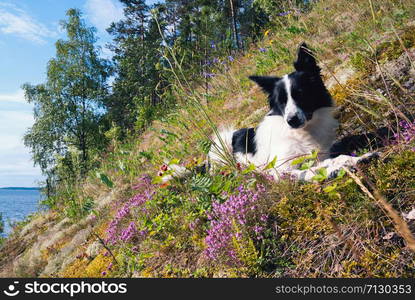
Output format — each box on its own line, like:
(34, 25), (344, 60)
(247, 107), (338, 170)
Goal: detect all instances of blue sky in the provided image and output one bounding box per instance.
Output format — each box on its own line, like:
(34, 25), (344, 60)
(0, 0), (157, 187)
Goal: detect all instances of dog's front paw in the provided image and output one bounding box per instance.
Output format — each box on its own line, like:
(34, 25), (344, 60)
(356, 151), (380, 164)
(327, 152), (380, 178)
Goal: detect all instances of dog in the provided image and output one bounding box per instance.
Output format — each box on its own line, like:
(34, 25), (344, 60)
(207, 43), (375, 181)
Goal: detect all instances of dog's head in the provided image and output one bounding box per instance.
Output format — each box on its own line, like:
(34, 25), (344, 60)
(250, 43), (332, 129)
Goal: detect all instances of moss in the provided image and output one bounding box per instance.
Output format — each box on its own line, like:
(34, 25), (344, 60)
(341, 248), (414, 277)
(350, 52), (375, 73)
(84, 253), (114, 277)
(369, 150), (415, 206)
(330, 76), (365, 105)
(348, 25), (415, 75)
(62, 252), (115, 278)
(266, 164), (414, 277)
(232, 233), (260, 275)
(377, 26), (415, 63)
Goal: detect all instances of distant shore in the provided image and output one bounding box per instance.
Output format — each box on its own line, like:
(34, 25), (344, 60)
(0, 187), (40, 190)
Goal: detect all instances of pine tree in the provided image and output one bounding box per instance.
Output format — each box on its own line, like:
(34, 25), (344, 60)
(107, 0), (171, 132)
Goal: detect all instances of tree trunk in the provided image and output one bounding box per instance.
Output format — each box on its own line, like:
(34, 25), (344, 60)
(229, 0), (240, 49)
(80, 96), (88, 177)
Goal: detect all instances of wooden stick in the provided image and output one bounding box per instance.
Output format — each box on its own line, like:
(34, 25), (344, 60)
(345, 168), (415, 252)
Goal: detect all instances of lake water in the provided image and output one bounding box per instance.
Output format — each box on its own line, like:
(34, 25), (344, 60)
(0, 189), (43, 237)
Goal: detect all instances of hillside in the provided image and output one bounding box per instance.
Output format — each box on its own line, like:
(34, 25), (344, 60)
(1, 0), (415, 278)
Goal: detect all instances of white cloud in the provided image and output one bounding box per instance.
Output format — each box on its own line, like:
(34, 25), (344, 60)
(0, 95), (42, 187)
(84, 0), (124, 34)
(0, 89), (26, 104)
(0, 3), (56, 44)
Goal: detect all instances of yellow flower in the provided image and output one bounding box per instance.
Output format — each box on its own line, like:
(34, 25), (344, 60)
(264, 29), (270, 37)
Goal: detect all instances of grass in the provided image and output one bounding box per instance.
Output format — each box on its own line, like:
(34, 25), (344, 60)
(1, 0), (415, 278)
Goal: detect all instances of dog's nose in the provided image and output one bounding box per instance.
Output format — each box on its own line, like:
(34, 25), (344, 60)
(287, 115), (304, 128)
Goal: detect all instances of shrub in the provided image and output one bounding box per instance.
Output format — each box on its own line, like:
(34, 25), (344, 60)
(106, 175), (154, 245)
(205, 182), (268, 265)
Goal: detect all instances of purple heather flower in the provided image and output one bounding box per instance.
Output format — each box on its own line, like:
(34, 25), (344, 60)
(277, 11), (290, 17)
(204, 183), (267, 264)
(203, 72), (215, 79)
(392, 120), (415, 146)
(119, 222), (138, 242)
(259, 47), (267, 53)
(106, 175), (155, 245)
(228, 56), (234, 62)
(253, 226), (263, 234)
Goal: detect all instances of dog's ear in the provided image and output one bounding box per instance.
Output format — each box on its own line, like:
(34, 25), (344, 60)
(249, 76), (280, 94)
(294, 42), (320, 73)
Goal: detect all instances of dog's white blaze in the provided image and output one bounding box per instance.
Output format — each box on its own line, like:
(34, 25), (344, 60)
(282, 75), (306, 124)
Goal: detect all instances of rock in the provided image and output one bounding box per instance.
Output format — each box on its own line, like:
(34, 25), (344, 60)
(403, 208), (415, 220)
(85, 241), (103, 258)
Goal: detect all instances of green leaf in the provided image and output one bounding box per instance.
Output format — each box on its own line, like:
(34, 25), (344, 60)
(323, 183), (338, 193)
(169, 158), (180, 165)
(264, 156), (278, 170)
(292, 151), (319, 167)
(191, 175), (212, 191)
(344, 179), (353, 185)
(242, 163), (256, 174)
(96, 172), (114, 188)
(318, 167), (328, 177)
(291, 155), (307, 166)
(311, 168), (328, 182)
(152, 176), (163, 184)
(299, 160), (315, 170)
(336, 168), (346, 179)
(310, 150), (319, 159)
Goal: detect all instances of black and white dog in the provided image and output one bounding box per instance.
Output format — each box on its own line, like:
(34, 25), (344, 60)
(208, 43), (374, 180)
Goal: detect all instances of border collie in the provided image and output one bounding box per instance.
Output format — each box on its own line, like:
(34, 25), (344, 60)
(208, 43), (374, 181)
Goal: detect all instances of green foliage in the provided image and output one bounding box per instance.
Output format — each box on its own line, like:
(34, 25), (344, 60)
(106, 0), (272, 134)
(106, 1), (171, 133)
(264, 156), (277, 170)
(190, 175), (212, 193)
(311, 167), (328, 182)
(64, 192), (95, 219)
(23, 9), (111, 190)
(96, 172), (114, 189)
(291, 150), (318, 170)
